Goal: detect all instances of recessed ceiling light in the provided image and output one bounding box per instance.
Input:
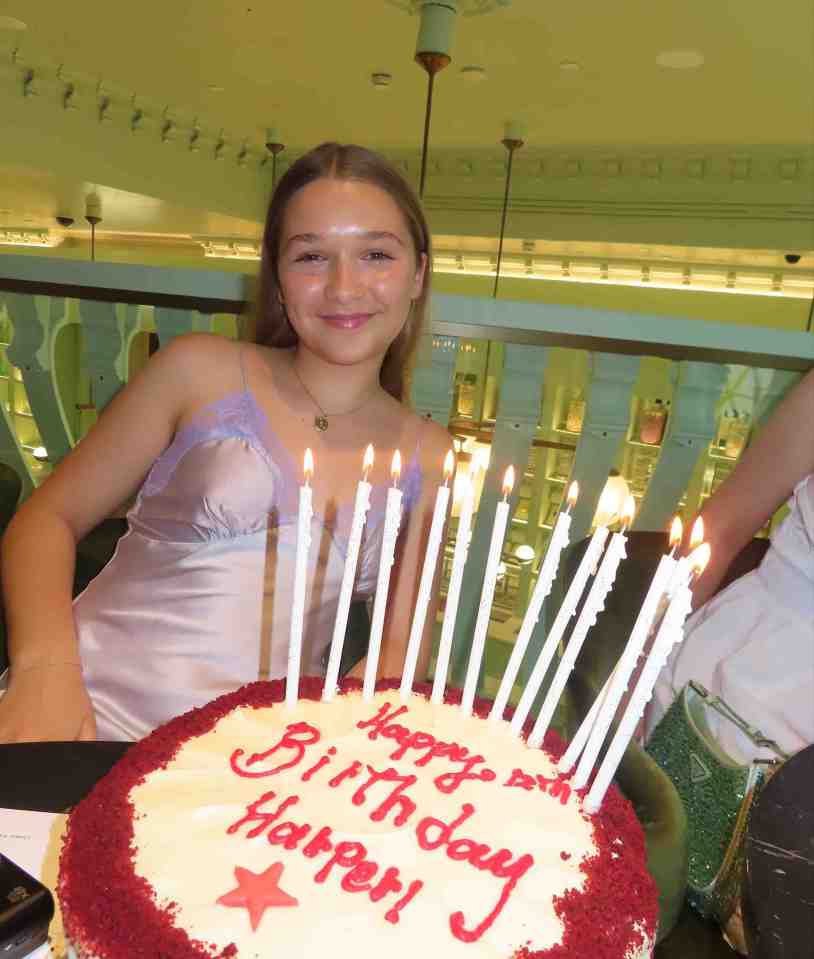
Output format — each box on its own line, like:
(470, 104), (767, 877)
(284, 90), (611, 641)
(559, 60), (581, 72)
(370, 72), (392, 90)
(0, 16), (27, 30)
(460, 65), (487, 84)
(656, 49), (705, 69)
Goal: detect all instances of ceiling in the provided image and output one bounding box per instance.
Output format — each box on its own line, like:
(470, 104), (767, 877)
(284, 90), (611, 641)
(0, 0), (812, 255)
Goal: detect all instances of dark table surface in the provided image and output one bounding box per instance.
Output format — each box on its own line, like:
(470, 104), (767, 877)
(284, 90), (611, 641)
(0, 742), (736, 958)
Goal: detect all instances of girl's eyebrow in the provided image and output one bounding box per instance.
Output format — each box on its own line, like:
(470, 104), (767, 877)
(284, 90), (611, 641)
(283, 230), (405, 252)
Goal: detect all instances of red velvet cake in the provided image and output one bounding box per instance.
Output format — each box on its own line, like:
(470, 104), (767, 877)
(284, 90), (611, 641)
(58, 678), (658, 958)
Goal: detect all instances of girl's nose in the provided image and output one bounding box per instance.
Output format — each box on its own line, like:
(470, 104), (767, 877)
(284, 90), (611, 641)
(325, 257), (364, 302)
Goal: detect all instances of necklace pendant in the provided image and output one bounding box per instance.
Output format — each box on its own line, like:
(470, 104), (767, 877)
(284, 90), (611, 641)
(314, 414), (329, 432)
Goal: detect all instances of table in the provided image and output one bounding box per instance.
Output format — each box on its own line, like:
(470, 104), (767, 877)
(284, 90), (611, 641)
(0, 742), (736, 957)
(743, 745), (813, 959)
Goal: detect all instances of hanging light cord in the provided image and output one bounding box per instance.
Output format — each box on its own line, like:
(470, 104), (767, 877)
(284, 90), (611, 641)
(419, 71), (436, 198)
(493, 138), (523, 299)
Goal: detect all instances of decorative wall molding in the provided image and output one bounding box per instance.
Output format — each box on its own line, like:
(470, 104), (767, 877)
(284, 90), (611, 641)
(1, 46), (812, 249)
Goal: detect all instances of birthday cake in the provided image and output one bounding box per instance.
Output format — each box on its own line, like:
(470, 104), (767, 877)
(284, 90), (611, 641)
(58, 677), (658, 959)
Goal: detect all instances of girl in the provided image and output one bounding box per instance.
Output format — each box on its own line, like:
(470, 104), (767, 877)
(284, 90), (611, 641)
(0, 143), (452, 742)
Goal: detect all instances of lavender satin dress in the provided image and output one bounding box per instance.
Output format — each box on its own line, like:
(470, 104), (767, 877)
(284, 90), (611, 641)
(73, 390), (423, 742)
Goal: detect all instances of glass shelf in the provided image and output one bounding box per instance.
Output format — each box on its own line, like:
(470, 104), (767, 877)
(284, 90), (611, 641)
(626, 438), (663, 450)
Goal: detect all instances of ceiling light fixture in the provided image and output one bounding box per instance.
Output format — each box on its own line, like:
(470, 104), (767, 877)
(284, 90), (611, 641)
(0, 228), (63, 248)
(413, 2), (456, 198)
(85, 193), (102, 261)
(264, 127), (285, 189)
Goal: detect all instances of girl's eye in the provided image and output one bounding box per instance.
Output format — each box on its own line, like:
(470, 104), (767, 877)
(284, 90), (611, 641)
(293, 252), (324, 263)
(365, 250), (394, 261)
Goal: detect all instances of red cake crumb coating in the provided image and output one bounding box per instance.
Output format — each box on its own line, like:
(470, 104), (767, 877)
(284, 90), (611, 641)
(58, 677), (658, 959)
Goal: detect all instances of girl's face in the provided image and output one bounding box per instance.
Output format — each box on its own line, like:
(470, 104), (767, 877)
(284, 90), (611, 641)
(277, 177), (426, 371)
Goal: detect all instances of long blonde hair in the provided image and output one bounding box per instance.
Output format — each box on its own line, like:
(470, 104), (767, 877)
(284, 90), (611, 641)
(254, 142), (431, 402)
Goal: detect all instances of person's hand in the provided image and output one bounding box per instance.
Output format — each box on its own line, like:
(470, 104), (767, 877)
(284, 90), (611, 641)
(0, 664), (96, 743)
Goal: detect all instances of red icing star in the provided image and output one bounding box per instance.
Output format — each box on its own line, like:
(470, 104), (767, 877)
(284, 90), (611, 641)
(216, 862), (299, 931)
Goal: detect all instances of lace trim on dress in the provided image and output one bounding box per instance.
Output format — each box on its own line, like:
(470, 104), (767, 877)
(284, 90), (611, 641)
(140, 392), (276, 500)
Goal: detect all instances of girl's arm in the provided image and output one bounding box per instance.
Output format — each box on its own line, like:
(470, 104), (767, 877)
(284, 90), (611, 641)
(691, 367), (814, 609)
(0, 333), (224, 742)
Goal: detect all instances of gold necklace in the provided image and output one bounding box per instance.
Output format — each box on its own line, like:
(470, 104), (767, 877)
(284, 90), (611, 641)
(290, 362), (378, 432)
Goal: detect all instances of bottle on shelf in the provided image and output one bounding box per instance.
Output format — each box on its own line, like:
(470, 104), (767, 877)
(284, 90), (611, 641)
(724, 411), (750, 459)
(639, 398), (667, 445)
(565, 391), (586, 433)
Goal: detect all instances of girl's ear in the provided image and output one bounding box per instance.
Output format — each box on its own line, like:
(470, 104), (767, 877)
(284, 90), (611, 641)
(412, 251), (428, 299)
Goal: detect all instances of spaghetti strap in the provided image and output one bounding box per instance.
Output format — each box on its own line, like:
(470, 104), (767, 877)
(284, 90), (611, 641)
(238, 343), (250, 393)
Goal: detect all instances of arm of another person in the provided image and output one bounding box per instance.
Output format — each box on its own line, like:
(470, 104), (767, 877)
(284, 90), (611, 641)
(348, 420), (452, 685)
(0, 333), (224, 742)
(691, 366), (814, 609)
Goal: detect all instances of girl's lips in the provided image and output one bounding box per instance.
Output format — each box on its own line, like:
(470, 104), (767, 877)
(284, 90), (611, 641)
(321, 313), (373, 330)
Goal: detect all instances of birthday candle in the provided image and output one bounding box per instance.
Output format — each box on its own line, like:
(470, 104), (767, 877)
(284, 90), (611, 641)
(286, 448), (314, 709)
(431, 469), (475, 704)
(322, 444), (374, 702)
(489, 481), (578, 723)
(363, 451), (404, 701)
(665, 516), (705, 600)
(460, 466), (515, 716)
(583, 543), (711, 813)
(509, 517), (612, 737)
(567, 516), (682, 785)
(400, 450), (454, 701)
(526, 495), (635, 749)
(557, 669), (615, 773)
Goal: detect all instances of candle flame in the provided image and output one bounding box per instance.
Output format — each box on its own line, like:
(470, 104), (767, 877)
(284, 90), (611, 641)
(391, 449), (402, 486)
(443, 449), (454, 485)
(566, 481), (579, 510)
(303, 448), (314, 484)
(620, 495), (636, 530)
(669, 516), (683, 549)
(472, 447), (490, 475)
(689, 542), (711, 577)
(689, 516), (704, 549)
(502, 465), (515, 498)
(362, 443), (374, 481)
(595, 486), (619, 525)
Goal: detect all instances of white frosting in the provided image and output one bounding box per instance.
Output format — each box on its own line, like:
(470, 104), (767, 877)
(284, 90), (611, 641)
(123, 692), (653, 959)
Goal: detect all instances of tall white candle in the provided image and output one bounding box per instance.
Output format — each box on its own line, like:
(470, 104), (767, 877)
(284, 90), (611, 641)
(363, 451), (404, 700)
(431, 469), (475, 704)
(460, 465), (515, 716)
(509, 523), (610, 736)
(489, 481), (578, 723)
(400, 450), (454, 701)
(558, 669), (615, 772)
(526, 495), (635, 749)
(568, 517), (683, 786)
(322, 444), (374, 702)
(584, 543), (710, 813)
(286, 448), (314, 709)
